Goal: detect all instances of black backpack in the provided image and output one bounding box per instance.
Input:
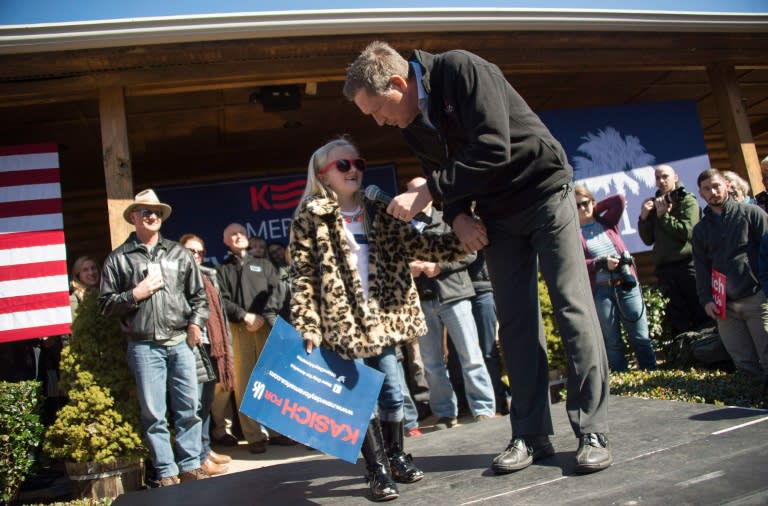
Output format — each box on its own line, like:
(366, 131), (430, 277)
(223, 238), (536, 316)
(666, 326), (734, 371)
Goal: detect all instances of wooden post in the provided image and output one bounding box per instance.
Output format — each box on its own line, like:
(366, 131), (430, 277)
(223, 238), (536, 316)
(707, 63), (763, 194)
(99, 87), (134, 249)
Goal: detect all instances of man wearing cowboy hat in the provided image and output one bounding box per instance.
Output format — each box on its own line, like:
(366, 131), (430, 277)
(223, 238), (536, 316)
(99, 189), (211, 486)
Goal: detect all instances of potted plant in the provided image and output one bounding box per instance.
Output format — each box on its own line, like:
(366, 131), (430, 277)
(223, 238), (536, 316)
(43, 290), (147, 500)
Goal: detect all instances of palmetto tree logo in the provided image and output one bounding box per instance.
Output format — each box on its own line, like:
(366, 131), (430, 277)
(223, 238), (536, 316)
(573, 126), (657, 196)
(573, 127), (659, 235)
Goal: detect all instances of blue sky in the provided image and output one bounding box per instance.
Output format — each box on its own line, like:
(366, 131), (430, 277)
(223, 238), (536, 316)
(2, 0), (766, 25)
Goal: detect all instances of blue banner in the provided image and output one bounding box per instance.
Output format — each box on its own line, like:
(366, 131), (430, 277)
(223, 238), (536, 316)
(156, 164), (398, 265)
(239, 317), (384, 464)
(540, 99), (711, 253)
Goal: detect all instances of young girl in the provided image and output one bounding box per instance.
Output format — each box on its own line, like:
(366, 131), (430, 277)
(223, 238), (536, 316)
(289, 137), (467, 502)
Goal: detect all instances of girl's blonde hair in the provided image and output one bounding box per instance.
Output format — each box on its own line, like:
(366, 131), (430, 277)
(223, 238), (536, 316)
(70, 255), (98, 296)
(294, 136), (361, 218)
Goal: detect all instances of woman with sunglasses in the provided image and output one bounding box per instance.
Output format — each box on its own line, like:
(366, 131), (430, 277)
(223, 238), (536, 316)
(290, 136), (467, 501)
(179, 233), (236, 478)
(575, 185), (657, 373)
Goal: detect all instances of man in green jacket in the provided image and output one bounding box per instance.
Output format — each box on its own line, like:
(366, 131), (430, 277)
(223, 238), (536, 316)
(638, 164), (712, 335)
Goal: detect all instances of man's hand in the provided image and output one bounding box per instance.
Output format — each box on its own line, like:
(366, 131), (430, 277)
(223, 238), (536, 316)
(388, 183), (432, 222)
(704, 302), (722, 320)
(132, 272), (164, 302)
(640, 198), (655, 220)
(409, 260), (425, 277)
(452, 213), (488, 253)
(654, 196), (671, 217)
(187, 324), (202, 347)
(243, 312), (265, 332)
(420, 261), (441, 278)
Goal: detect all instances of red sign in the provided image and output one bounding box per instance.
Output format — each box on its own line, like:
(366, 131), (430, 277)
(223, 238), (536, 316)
(711, 268), (726, 319)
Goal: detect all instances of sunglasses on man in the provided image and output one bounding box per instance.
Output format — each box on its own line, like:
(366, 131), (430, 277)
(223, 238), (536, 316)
(137, 208), (163, 219)
(318, 158), (367, 175)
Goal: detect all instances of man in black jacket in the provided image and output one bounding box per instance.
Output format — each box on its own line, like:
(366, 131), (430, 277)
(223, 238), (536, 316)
(692, 169), (768, 378)
(344, 41), (611, 474)
(216, 222), (285, 454)
(99, 189), (209, 486)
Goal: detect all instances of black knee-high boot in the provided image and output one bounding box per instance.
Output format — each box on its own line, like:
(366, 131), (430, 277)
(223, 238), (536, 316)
(381, 420), (424, 483)
(361, 418), (399, 501)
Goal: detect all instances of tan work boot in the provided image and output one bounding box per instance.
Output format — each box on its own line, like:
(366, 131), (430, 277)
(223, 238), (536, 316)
(157, 475), (180, 487)
(179, 468), (210, 482)
(208, 450), (232, 464)
(201, 458), (228, 476)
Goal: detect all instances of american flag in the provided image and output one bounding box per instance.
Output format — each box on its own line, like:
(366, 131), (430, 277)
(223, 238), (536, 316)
(0, 143), (71, 343)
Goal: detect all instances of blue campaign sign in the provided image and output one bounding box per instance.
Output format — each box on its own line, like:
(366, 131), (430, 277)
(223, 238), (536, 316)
(240, 317), (384, 464)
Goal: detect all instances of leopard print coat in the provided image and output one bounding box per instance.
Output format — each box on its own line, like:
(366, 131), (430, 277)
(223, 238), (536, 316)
(289, 194), (466, 359)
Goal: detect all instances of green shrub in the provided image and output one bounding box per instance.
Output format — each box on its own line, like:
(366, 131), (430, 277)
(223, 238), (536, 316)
(538, 275), (568, 373)
(43, 371), (143, 463)
(0, 380), (44, 504)
(21, 499), (112, 506)
(640, 284), (672, 351)
(43, 291), (145, 464)
(610, 369), (765, 408)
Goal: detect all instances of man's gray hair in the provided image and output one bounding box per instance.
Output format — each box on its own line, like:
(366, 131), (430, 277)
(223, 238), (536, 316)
(343, 41), (410, 101)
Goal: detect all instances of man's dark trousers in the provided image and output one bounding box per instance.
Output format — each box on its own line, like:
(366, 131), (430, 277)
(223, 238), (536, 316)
(483, 184), (610, 438)
(655, 258), (711, 335)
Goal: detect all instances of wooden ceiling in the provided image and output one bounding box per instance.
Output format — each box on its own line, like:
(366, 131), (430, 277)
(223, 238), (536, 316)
(0, 30), (767, 260)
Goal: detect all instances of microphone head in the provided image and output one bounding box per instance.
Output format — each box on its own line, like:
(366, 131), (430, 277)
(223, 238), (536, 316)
(364, 185), (382, 201)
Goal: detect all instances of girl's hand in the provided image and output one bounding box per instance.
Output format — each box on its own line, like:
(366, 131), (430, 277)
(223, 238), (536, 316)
(304, 340), (314, 354)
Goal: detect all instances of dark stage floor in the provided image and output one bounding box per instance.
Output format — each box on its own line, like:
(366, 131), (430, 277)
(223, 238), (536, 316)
(113, 395), (768, 505)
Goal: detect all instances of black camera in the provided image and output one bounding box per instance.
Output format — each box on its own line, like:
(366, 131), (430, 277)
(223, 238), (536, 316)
(663, 186), (687, 204)
(615, 251), (637, 291)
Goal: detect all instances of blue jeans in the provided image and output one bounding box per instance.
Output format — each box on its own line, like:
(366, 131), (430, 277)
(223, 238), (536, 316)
(399, 357), (420, 431)
(471, 291), (508, 410)
(419, 298), (496, 418)
(594, 284), (657, 372)
(127, 340), (202, 479)
(365, 346), (404, 423)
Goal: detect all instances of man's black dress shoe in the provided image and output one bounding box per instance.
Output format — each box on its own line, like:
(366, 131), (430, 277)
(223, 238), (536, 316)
(269, 435), (298, 446)
(574, 433), (612, 473)
(215, 433), (239, 447)
(492, 435), (554, 474)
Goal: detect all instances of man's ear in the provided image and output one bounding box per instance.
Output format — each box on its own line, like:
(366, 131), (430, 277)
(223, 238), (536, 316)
(389, 74), (408, 92)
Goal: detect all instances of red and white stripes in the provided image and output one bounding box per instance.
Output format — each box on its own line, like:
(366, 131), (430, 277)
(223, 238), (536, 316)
(0, 143), (71, 343)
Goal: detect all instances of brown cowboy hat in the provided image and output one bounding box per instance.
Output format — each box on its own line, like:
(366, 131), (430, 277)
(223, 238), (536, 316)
(122, 189), (173, 223)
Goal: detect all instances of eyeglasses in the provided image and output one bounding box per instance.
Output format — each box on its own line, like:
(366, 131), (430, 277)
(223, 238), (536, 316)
(138, 208), (163, 219)
(185, 248), (204, 257)
(318, 158), (366, 175)
(576, 200), (592, 210)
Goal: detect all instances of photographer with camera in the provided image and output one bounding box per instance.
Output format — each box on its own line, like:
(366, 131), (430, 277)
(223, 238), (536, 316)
(638, 164), (711, 336)
(576, 185), (657, 372)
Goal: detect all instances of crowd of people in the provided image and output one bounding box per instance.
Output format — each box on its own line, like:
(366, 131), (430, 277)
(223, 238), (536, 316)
(4, 40), (768, 503)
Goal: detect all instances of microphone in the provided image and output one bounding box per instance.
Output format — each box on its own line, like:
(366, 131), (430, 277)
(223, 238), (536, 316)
(364, 185), (431, 225)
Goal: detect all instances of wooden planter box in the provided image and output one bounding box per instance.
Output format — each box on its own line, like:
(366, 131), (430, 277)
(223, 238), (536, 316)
(65, 458), (144, 500)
